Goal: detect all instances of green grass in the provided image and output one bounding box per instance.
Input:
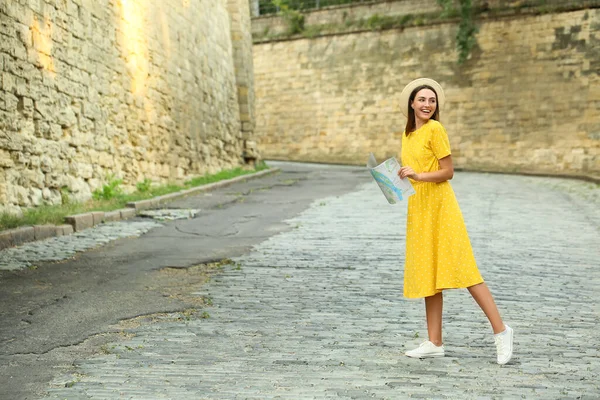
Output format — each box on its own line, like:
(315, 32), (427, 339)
(0, 161), (270, 231)
(185, 163), (268, 187)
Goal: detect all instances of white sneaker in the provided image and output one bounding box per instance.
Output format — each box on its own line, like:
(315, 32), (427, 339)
(405, 340), (445, 358)
(495, 325), (514, 365)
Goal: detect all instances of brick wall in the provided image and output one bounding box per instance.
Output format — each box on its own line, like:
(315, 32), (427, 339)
(253, 3), (600, 180)
(0, 0), (255, 214)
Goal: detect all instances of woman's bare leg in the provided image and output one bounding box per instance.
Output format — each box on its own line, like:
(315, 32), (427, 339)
(425, 292), (443, 346)
(468, 282), (505, 334)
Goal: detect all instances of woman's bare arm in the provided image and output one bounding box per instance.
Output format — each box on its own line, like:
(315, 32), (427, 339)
(399, 155), (454, 183)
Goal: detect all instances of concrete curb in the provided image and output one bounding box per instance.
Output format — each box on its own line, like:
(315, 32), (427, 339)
(126, 168), (279, 211)
(0, 168), (280, 251)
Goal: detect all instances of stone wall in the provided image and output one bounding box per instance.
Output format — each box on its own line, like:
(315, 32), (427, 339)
(228, 0), (258, 162)
(253, 2), (600, 180)
(0, 0), (255, 214)
(252, 0), (440, 36)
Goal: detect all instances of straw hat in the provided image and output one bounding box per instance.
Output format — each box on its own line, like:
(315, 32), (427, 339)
(399, 78), (445, 118)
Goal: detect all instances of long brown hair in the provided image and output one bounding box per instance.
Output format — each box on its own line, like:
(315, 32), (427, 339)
(404, 85), (440, 135)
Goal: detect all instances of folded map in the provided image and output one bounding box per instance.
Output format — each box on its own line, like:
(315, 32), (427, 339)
(367, 153), (416, 204)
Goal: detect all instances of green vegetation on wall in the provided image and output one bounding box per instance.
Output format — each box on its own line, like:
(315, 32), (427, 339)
(259, 0), (478, 63)
(259, 0), (368, 15)
(271, 0), (305, 34)
(436, 0), (478, 64)
(255, 0), (585, 64)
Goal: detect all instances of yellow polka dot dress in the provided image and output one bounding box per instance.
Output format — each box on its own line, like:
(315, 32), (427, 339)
(401, 120), (483, 299)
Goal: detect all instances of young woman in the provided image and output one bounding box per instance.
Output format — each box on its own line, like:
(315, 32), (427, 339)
(397, 78), (513, 365)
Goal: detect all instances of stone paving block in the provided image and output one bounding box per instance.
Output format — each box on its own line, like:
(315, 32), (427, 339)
(155, 192), (184, 204)
(119, 208), (137, 219)
(91, 211), (105, 225)
(179, 187), (199, 196)
(60, 224), (74, 235)
(103, 210), (122, 222)
(10, 226), (35, 246)
(64, 213), (94, 232)
(127, 199), (155, 211)
(34, 225), (56, 241)
(0, 230), (14, 250)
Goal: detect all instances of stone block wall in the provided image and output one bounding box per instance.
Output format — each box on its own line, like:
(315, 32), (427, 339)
(0, 0), (255, 214)
(252, 2), (600, 180)
(252, 0), (440, 36)
(228, 0), (258, 161)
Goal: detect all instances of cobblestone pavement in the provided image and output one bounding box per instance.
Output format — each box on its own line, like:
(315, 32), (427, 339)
(0, 209), (204, 272)
(21, 171), (600, 398)
(0, 221), (162, 272)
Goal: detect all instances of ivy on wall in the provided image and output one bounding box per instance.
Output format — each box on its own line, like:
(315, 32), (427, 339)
(259, 0), (368, 14)
(436, 0), (478, 64)
(256, 0), (589, 67)
(271, 0), (305, 34)
(262, 0), (479, 64)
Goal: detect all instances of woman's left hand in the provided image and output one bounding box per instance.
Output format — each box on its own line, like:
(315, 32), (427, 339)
(399, 166), (419, 180)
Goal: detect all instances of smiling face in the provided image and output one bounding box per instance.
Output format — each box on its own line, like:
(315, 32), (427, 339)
(411, 88), (438, 124)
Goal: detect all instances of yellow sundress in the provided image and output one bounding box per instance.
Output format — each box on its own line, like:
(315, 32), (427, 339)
(401, 119), (483, 299)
